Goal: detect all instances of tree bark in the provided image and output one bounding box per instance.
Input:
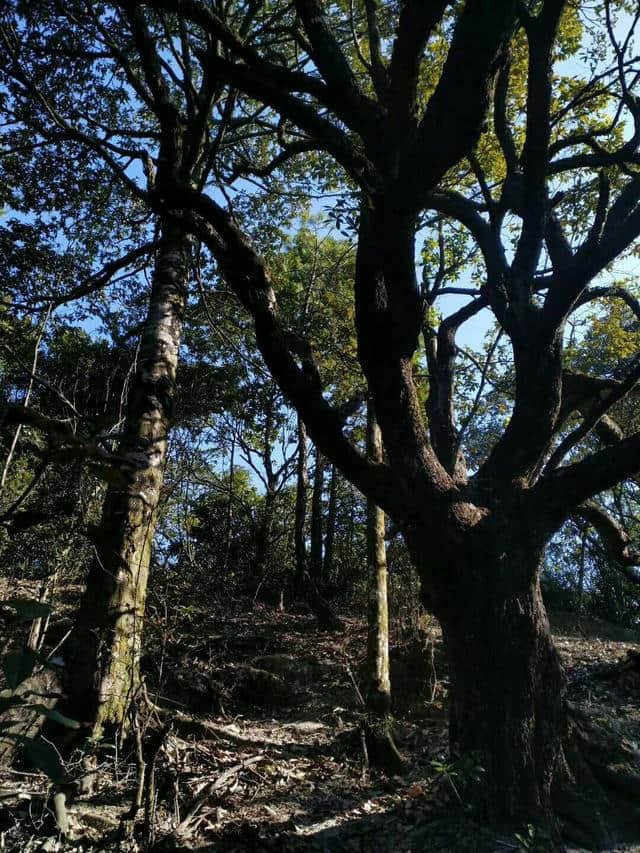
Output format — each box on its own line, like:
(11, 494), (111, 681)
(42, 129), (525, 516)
(366, 405), (391, 716)
(364, 403), (404, 772)
(323, 463), (338, 581)
(294, 416), (308, 589)
(407, 521), (567, 826)
(64, 222), (191, 733)
(254, 485), (276, 584)
(309, 447), (324, 580)
(223, 430), (236, 577)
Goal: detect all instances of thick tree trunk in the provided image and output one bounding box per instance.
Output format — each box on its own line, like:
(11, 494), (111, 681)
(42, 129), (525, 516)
(323, 464), (338, 581)
(294, 416), (308, 589)
(309, 447), (324, 580)
(64, 223), (191, 733)
(409, 525), (567, 826)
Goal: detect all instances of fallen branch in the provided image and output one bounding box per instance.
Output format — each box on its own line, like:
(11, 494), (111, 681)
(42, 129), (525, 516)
(175, 755), (266, 836)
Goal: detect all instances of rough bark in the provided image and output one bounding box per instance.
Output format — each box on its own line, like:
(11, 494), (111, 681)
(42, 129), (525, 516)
(64, 223), (191, 733)
(406, 515), (567, 828)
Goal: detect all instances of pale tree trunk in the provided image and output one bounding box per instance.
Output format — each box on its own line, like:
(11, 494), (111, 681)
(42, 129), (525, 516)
(309, 447), (324, 580)
(323, 464), (337, 581)
(0, 303), (51, 496)
(223, 431), (236, 577)
(65, 222), (191, 733)
(27, 560), (63, 652)
(294, 416), (308, 589)
(366, 406), (391, 716)
(363, 402), (403, 772)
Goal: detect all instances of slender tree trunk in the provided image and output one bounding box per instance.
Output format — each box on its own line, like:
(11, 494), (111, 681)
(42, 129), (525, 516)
(223, 431), (236, 577)
(323, 464), (337, 581)
(254, 485), (276, 584)
(0, 303), (51, 496)
(27, 561), (61, 652)
(64, 223), (191, 733)
(294, 416), (308, 589)
(309, 447), (324, 580)
(577, 525), (586, 611)
(296, 434), (341, 630)
(363, 403), (403, 772)
(366, 406), (391, 716)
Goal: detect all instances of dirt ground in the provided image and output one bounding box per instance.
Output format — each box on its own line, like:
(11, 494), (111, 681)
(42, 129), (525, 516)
(1, 597), (639, 853)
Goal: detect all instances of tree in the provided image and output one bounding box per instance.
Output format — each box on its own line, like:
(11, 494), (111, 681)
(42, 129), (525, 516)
(363, 400), (403, 773)
(4, 0), (640, 836)
(64, 223), (193, 732)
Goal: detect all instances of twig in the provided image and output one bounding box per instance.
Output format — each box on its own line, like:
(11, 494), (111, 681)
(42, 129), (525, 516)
(175, 755), (265, 835)
(344, 662), (366, 708)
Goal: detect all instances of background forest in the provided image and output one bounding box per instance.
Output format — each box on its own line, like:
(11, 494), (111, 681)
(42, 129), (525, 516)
(2, 0), (640, 851)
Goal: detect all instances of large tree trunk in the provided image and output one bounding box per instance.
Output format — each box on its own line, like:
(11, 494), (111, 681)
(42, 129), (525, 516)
(408, 523), (567, 825)
(64, 223), (191, 733)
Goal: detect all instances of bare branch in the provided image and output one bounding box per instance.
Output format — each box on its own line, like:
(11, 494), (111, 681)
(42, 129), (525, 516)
(545, 360), (640, 473)
(574, 500), (640, 583)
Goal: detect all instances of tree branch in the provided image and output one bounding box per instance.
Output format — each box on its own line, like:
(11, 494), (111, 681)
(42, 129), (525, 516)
(157, 189), (407, 519)
(574, 500), (640, 583)
(545, 359), (640, 473)
(387, 0), (448, 132)
(535, 431), (640, 516)
(402, 0), (517, 209)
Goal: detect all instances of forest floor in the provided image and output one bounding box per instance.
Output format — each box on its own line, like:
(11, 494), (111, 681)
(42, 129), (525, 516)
(1, 592), (640, 852)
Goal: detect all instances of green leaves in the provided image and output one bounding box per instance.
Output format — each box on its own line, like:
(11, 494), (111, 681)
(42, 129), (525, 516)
(22, 738), (64, 782)
(1, 647), (37, 690)
(0, 599), (76, 783)
(0, 695), (24, 713)
(2, 598), (52, 623)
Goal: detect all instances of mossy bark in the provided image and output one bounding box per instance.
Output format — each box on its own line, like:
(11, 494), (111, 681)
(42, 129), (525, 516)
(364, 403), (403, 773)
(65, 223), (191, 734)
